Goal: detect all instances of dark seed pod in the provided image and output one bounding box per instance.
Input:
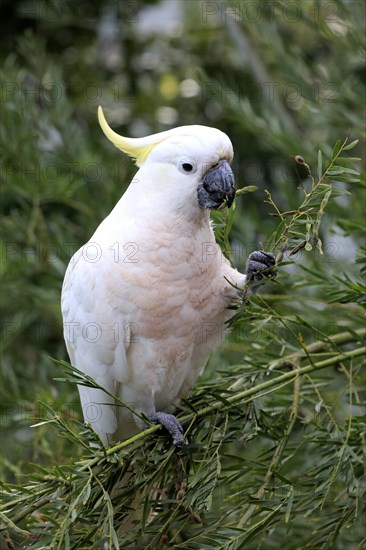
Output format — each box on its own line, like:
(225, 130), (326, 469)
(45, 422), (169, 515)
(294, 155), (305, 164)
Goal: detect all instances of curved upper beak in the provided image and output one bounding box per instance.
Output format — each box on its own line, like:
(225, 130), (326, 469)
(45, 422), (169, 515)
(197, 160), (236, 210)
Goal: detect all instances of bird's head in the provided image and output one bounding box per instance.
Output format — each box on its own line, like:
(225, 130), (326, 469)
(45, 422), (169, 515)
(98, 106), (236, 213)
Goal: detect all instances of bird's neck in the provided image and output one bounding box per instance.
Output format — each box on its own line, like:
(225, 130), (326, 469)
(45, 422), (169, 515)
(110, 189), (212, 235)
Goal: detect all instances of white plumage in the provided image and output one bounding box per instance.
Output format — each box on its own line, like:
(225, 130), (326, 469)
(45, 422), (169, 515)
(61, 107), (247, 446)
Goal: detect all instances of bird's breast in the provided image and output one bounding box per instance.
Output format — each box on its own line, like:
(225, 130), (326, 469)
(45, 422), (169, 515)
(112, 234), (229, 340)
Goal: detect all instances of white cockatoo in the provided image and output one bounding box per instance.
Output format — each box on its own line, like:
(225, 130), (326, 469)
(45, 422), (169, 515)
(61, 107), (276, 447)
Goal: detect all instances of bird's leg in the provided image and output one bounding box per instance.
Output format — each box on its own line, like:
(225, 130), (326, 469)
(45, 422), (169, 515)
(246, 250), (277, 283)
(148, 412), (185, 447)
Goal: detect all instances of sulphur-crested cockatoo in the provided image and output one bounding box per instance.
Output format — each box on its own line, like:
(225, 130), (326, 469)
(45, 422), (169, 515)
(61, 107), (275, 447)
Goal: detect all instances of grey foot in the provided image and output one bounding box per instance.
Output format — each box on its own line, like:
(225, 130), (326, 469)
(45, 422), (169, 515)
(149, 412), (185, 447)
(246, 250), (277, 282)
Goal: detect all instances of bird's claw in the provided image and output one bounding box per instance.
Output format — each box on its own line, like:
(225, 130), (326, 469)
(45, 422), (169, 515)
(246, 250), (277, 283)
(148, 412), (185, 447)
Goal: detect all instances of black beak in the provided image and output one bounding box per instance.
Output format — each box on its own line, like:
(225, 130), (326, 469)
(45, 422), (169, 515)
(197, 160), (236, 210)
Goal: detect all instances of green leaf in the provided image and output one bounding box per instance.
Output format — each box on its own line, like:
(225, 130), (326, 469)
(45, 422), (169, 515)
(285, 487), (295, 523)
(336, 157), (361, 163)
(82, 483), (91, 505)
(317, 149), (323, 181)
(327, 166), (360, 176)
(236, 185), (258, 195)
(342, 139), (359, 150)
(316, 237), (324, 255)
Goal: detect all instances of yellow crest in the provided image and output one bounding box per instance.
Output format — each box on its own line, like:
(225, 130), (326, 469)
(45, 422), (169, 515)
(98, 106), (164, 166)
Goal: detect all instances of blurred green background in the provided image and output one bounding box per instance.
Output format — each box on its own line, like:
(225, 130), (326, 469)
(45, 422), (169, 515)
(0, 0), (365, 535)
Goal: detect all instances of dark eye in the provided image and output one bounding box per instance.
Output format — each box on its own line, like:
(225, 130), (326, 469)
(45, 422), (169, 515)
(177, 156), (197, 175)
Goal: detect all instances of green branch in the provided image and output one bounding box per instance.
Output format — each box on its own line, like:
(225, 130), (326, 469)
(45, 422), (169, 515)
(81, 345), (365, 469)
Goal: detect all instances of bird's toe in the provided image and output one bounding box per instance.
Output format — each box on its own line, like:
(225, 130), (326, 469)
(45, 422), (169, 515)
(246, 251), (277, 282)
(148, 412), (185, 447)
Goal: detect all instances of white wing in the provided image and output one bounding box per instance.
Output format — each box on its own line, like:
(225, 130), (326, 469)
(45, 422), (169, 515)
(61, 243), (135, 446)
